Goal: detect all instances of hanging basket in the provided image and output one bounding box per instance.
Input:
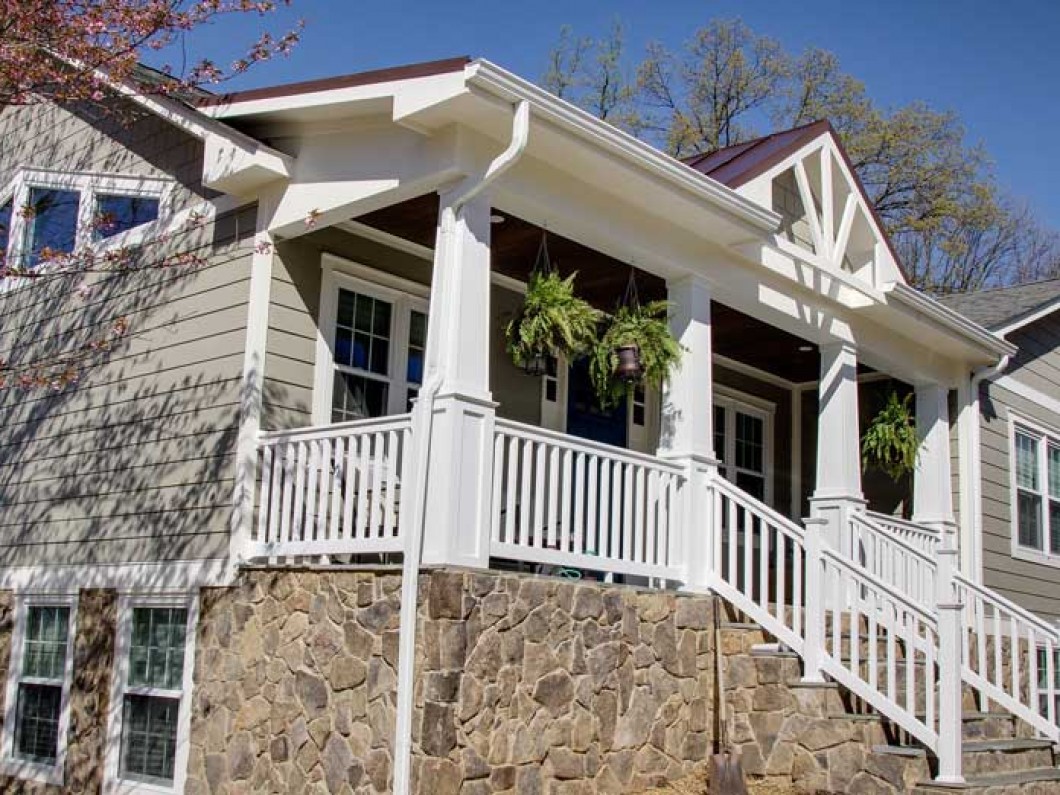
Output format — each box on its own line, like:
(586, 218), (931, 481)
(504, 230), (600, 374)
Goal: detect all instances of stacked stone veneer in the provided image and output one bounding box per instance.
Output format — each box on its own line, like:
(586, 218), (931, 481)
(411, 570), (715, 794)
(718, 618), (931, 794)
(187, 568), (717, 794)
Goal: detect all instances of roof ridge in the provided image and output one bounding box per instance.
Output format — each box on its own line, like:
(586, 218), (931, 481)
(685, 118), (830, 164)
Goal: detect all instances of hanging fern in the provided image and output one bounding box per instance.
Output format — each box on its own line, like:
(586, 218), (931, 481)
(505, 270), (601, 368)
(590, 300), (683, 409)
(862, 391), (920, 482)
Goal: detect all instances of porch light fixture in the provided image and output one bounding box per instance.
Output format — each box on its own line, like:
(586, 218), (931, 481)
(523, 353), (548, 377)
(798, 344), (814, 352)
(490, 213), (506, 224)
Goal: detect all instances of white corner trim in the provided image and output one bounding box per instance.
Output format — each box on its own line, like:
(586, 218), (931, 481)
(103, 592), (200, 795)
(0, 559), (228, 592)
(0, 593), (79, 787)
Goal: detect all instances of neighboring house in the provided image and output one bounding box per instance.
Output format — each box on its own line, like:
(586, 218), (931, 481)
(941, 280), (1060, 621)
(0, 57), (1056, 794)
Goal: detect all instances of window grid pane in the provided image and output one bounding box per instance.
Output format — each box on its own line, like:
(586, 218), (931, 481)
(26, 188), (80, 269)
(120, 694), (179, 785)
(14, 683), (61, 764)
(128, 608), (187, 690)
(332, 372), (388, 423)
(1016, 431), (1040, 491)
(1049, 444), (1060, 499)
(333, 288), (392, 376)
(1018, 490), (1043, 550)
(95, 194), (159, 240)
(734, 412), (764, 473)
(0, 201), (11, 263)
(22, 606), (70, 681)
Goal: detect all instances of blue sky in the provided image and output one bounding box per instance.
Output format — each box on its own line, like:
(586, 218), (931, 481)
(177, 0), (1060, 230)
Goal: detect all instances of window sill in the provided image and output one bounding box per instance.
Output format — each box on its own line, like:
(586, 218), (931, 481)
(1012, 543), (1060, 570)
(108, 776), (179, 795)
(0, 756), (64, 786)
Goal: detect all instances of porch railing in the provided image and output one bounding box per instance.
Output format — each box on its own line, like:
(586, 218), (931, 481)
(489, 418), (684, 582)
(252, 415), (412, 559)
(250, 414), (1060, 781)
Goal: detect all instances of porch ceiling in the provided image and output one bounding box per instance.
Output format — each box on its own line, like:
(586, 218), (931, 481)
(356, 194), (825, 384)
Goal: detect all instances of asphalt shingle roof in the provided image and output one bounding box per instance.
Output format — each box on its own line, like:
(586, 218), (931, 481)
(937, 279), (1060, 332)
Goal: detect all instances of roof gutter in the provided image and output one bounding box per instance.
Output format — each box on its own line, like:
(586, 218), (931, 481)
(886, 282), (1015, 360)
(464, 59), (781, 236)
(391, 99), (530, 795)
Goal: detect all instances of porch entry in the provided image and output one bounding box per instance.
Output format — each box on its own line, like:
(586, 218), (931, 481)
(565, 358), (628, 448)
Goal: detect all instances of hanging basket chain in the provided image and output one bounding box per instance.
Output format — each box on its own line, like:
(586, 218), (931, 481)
(619, 265), (640, 311)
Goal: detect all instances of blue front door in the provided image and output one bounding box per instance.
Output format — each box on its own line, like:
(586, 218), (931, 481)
(565, 358), (627, 448)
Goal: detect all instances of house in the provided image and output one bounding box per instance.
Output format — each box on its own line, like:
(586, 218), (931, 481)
(940, 280), (1060, 622)
(0, 56), (1056, 793)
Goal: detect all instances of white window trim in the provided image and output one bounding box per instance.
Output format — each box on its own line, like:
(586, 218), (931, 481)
(1008, 411), (1060, 568)
(312, 253), (430, 425)
(0, 592), (79, 786)
(104, 592), (199, 795)
(714, 386), (776, 507)
(0, 167), (174, 290)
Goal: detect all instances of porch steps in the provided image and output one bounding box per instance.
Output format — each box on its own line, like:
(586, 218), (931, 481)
(718, 609), (1060, 793)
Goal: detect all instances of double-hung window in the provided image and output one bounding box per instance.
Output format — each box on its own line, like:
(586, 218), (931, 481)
(1, 597), (77, 785)
(107, 597), (197, 792)
(316, 256), (430, 423)
(0, 169), (168, 274)
(1013, 420), (1060, 558)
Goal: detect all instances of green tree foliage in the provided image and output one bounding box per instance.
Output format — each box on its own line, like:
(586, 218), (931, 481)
(543, 19), (1059, 293)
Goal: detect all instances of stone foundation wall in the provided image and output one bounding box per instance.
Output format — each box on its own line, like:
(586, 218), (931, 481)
(0, 588), (117, 795)
(412, 570), (716, 794)
(186, 567), (718, 795)
(188, 570), (403, 794)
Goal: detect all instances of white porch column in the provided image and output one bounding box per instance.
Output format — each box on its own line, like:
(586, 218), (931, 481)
(809, 341), (865, 548)
(914, 382), (958, 537)
(419, 190), (497, 569)
(659, 274), (717, 591)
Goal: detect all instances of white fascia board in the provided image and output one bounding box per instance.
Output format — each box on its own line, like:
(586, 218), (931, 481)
(884, 282), (1015, 359)
(993, 297), (1060, 338)
(203, 71), (469, 123)
(463, 60), (780, 236)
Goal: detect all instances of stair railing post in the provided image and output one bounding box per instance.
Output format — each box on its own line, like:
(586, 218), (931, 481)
(935, 545), (965, 784)
(802, 517), (828, 683)
(676, 457), (716, 593)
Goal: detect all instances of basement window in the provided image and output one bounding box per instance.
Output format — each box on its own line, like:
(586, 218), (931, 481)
(0, 596), (78, 786)
(107, 595), (197, 793)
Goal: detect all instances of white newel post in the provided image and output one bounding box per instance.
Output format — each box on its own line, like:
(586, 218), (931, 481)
(801, 516), (828, 683)
(658, 274), (717, 591)
(809, 341), (865, 552)
(419, 190), (496, 569)
(935, 545), (964, 784)
(914, 383), (958, 539)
